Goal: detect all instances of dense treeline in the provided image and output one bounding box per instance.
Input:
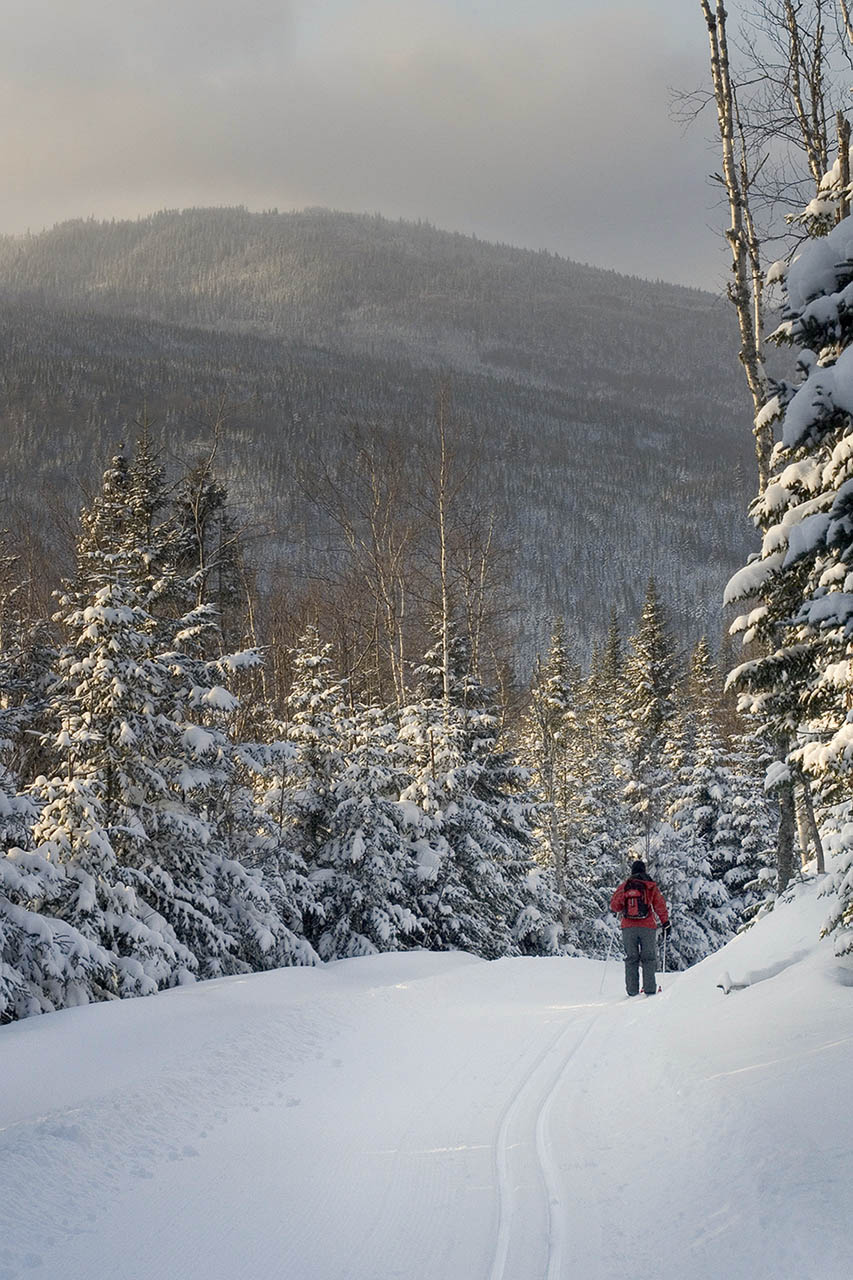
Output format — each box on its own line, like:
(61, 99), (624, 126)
(0, 208), (746, 405)
(0, 208), (755, 652)
(0, 433), (786, 1022)
(522, 592), (778, 968)
(723, 158), (853, 955)
(692, 0), (853, 954)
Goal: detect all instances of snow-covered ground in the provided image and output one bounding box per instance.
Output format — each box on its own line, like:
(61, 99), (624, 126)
(1, 878), (850, 1280)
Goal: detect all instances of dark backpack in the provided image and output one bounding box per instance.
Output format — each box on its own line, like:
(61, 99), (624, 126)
(623, 877), (651, 921)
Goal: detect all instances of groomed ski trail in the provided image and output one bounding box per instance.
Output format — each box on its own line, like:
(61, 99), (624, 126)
(488, 1007), (602, 1280)
(0, 954), (630, 1280)
(4, 881), (851, 1280)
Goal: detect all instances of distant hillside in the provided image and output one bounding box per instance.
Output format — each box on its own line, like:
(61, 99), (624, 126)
(0, 207), (756, 655)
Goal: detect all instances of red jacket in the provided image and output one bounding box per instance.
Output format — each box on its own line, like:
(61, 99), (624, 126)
(610, 876), (668, 929)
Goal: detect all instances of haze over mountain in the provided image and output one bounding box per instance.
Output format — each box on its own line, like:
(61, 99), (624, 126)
(0, 206), (754, 656)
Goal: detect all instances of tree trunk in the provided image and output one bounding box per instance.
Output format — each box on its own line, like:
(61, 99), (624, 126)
(777, 780), (797, 892)
(837, 111), (851, 222)
(795, 785), (812, 862)
(700, 0), (771, 487)
(549, 805), (570, 934)
(801, 776), (826, 874)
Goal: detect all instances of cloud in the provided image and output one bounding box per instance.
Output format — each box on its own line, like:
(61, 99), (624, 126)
(0, 1), (294, 83)
(0, 0), (726, 288)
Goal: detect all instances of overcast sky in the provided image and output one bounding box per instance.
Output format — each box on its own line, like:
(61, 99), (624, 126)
(1, 0), (729, 289)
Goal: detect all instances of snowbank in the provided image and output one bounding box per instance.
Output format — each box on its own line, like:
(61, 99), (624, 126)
(0, 880), (850, 1280)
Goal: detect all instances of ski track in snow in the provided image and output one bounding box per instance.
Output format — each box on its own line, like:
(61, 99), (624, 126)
(0, 957), (613, 1280)
(1, 897), (851, 1280)
(535, 1017), (599, 1280)
(488, 1010), (600, 1280)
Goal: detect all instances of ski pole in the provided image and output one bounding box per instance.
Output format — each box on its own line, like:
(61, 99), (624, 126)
(657, 930), (667, 993)
(598, 927), (616, 996)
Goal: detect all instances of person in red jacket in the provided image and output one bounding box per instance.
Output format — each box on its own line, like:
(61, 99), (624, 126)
(610, 859), (670, 996)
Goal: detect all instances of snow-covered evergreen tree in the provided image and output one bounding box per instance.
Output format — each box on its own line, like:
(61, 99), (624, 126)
(1, 535), (115, 1020)
(623, 579), (678, 850)
(3, 684), (111, 1019)
(26, 449), (200, 993)
(725, 172), (853, 948)
(571, 615), (636, 955)
(401, 626), (559, 959)
(724, 727), (778, 923)
(238, 735), (319, 967)
(29, 575), (194, 996)
(521, 618), (580, 939)
(313, 704), (422, 959)
(172, 449), (246, 649)
(29, 447), (305, 995)
(165, 644), (311, 976)
(0, 841), (115, 1022)
(663, 639), (738, 954)
(279, 627), (350, 946)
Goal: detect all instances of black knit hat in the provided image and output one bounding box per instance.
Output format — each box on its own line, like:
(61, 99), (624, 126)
(630, 859), (647, 876)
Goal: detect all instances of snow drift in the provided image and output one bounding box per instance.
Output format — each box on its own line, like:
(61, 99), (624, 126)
(0, 874), (850, 1280)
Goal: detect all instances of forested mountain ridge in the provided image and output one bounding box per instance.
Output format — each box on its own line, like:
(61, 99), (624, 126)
(0, 206), (741, 406)
(0, 206), (754, 650)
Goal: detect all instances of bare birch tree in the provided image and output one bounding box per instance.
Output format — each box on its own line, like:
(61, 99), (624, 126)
(696, 0), (853, 888)
(699, 1), (772, 485)
(410, 385), (513, 710)
(840, 0), (853, 45)
(295, 424), (418, 708)
(696, 1), (851, 483)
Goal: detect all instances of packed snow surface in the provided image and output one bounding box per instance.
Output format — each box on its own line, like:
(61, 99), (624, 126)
(1, 879), (851, 1280)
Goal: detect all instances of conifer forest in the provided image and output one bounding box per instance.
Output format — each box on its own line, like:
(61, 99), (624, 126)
(0, 405), (784, 1021)
(3, 3), (853, 1025)
(5, 10), (853, 1280)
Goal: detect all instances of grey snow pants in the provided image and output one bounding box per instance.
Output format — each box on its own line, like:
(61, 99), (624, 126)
(622, 926), (658, 996)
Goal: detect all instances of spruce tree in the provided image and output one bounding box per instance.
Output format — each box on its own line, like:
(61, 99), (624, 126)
(663, 639), (738, 954)
(725, 174), (853, 944)
(521, 618), (578, 940)
(31, 446), (301, 990)
(279, 628), (350, 947)
(30, 575), (194, 995)
(572, 615), (635, 955)
(623, 579), (678, 851)
(165, 645), (308, 976)
(0, 532), (117, 1018)
(2, 688), (111, 1019)
(239, 735), (319, 967)
(727, 727), (778, 923)
(117, 443), (306, 977)
(400, 625), (558, 959)
(0, 843), (114, 1022)
(314, 704), (422, 959)
(28, 452), (202, 993)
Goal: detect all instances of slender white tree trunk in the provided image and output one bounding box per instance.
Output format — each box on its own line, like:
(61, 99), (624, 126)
(700, 0), (771, 487)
